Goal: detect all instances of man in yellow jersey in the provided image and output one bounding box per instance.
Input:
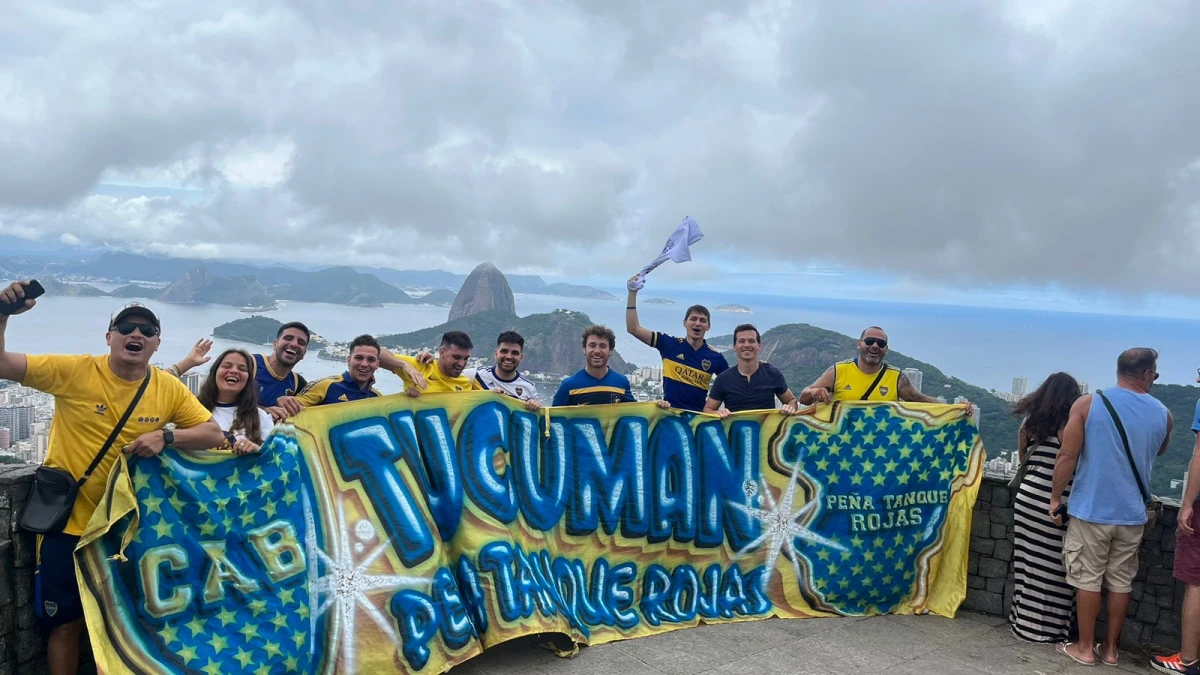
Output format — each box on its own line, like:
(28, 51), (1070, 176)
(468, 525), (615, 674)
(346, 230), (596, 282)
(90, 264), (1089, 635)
(799, 326), (940, 404)
(380, 330), (483, 395)
(0, 282), (223, 675)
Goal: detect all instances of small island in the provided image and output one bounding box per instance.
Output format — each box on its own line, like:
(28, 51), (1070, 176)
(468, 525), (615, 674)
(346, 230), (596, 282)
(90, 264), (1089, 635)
(644, 298), (676, 306)
(213, 316), (326, 347)
(716, 304), (752, 313)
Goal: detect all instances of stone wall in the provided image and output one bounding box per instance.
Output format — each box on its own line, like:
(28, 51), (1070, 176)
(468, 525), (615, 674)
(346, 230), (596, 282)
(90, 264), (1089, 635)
(0, 464), (47, 675)
(965, 475), (1184, 651)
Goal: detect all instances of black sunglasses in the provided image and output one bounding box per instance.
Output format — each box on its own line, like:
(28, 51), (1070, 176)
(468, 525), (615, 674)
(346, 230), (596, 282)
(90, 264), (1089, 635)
(112, 321), (159, 338)
(862, 337), (887, 348)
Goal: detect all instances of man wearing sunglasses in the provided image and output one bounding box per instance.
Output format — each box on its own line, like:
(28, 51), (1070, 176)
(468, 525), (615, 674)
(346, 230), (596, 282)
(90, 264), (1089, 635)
(799, 326), (938, 405)
(0, 283), (224, 675)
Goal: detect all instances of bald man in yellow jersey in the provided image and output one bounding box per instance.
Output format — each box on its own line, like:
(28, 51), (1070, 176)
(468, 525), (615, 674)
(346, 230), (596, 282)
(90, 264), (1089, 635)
(799, 326), (939, 405)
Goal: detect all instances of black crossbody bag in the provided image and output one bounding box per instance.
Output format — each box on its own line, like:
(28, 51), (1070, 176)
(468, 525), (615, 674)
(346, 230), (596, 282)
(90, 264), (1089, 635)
(860, 366), (889, 401)
(20, 369), (152, 534)
(1096, 389), (1164, 530)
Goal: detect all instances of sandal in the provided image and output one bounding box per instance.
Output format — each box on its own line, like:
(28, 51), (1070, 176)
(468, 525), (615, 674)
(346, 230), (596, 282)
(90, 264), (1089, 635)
(1056, 642), (1095, 666)
(1094, 643), (1119, 666)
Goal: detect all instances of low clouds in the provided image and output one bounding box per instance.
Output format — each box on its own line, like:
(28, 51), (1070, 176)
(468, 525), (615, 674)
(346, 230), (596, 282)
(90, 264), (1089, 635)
(2, 1), (1199, 293)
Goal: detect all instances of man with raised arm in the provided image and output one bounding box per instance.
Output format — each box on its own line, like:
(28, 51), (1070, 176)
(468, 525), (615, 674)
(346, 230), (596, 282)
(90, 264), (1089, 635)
(0, 282), (223, 675)
(703, 324), (799, 417)
(380, 330), (480, 395)
(800, 326), (940, 405)
(626, 276), (728, 411)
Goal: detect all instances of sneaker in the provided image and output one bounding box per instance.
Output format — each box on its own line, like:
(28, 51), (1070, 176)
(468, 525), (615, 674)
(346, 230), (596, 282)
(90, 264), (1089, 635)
(1153, 653), (1200, 674)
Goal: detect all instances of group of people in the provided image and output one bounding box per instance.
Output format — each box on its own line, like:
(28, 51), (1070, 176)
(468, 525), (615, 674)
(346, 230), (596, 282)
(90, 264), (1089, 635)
(8, 276), (1198, 674)
(1004, 350), (1200, 673)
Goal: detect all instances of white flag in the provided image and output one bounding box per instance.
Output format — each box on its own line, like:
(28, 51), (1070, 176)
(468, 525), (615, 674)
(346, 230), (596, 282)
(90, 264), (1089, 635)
(628, 216), (704, 291)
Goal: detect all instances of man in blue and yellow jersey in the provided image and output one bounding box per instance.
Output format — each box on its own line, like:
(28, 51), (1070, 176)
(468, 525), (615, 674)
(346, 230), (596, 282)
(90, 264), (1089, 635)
(626, 277), (728, 411)
(281, 334), (384, 407)
(799, 326), (937, 405)
(0, 284), (224, 675)
(553, 325), (672, 408)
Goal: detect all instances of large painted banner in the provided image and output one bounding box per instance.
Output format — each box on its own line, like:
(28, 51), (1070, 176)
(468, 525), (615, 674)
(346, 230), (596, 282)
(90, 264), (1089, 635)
(77, 394), (983, 674)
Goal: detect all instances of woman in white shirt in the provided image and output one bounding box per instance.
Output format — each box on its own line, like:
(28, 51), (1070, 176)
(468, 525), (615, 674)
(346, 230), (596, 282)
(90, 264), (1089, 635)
(196, 348), (274, 455)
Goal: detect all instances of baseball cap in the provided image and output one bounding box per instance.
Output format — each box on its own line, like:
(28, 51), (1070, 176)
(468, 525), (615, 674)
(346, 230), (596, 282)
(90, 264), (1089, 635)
(109, 302), (161, 330)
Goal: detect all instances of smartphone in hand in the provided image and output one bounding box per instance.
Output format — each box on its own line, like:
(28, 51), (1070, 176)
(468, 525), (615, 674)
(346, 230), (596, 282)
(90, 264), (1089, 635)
(0, 280), (45, 316)
(1053, 503), (1070, 525)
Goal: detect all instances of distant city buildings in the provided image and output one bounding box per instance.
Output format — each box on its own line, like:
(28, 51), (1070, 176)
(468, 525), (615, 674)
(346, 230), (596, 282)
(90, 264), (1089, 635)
(902, 368), (923, 393)
(630, 367), (663, 388)
(181, 371), (204, 396)
(1012, 376), (1027, 399)
(0, 406), (34, 442)
(0, 427), (9, 449)
(1078, 381), (1089, 394)
(984, 450), (1019, 479)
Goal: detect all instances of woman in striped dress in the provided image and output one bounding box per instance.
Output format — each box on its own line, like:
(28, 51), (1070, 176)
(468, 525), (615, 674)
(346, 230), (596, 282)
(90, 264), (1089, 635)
(1008, 373), (1082, 643)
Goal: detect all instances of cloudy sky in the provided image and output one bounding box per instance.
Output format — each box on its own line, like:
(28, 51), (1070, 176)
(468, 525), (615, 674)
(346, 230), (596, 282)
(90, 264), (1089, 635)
(2, 1), (1199, 310)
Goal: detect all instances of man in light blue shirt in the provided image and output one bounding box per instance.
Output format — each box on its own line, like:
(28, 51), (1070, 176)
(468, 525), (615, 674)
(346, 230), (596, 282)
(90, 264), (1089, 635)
(1050, 348), (1172, 667)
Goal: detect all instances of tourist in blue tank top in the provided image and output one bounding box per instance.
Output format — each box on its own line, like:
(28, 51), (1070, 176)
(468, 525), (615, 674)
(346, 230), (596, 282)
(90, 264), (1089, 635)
(1049, 348), (1172, 667)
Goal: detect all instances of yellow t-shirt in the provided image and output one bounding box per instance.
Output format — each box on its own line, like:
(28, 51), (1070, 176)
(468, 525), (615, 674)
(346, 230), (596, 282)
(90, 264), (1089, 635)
(23, 354), (213, 535)
(387, 355), (482, 394)
(832, 360), (901, 402)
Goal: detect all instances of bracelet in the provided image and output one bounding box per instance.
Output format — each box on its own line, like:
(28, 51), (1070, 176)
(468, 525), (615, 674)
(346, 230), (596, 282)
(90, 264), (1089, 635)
(626, 306), (636, 310)
(168, 364), (181, 377)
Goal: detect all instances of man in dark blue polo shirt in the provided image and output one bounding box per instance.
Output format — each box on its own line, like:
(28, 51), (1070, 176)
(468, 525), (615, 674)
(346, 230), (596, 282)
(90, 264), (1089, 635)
(626, 278), (728, 411)
(280, 334), (383, 408)
(703, 324), (799, 416)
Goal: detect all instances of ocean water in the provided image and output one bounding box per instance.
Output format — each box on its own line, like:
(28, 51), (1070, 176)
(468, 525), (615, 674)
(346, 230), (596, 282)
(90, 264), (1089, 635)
(6, 289), (1199, 397)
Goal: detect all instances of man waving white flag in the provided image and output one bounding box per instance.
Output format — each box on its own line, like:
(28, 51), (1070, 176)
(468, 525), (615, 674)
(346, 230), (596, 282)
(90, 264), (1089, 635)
(627, 216), (704, 291)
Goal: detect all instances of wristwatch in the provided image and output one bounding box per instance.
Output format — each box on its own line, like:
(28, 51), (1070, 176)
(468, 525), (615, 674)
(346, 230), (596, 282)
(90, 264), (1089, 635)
(162, 429), (175, 447)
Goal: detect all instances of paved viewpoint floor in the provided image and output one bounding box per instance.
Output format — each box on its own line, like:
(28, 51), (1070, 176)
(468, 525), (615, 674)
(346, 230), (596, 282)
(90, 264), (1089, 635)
(452, 612), (1160, 674)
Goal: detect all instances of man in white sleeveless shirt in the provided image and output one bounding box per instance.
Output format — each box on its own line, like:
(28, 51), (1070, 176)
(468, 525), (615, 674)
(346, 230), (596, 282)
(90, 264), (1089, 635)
(1050, 348), (1172, 667)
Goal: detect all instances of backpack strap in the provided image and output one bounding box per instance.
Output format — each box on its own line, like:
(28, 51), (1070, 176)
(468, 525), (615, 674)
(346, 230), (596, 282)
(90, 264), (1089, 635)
(79, 368), (152, 485)
(861, 366), (889, 401)
(1096, 390), (1152, 506)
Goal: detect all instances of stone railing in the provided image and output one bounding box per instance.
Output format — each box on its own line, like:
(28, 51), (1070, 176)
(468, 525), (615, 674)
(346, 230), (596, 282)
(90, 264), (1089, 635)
(0, 468), (1183, 670)
(965, 475), (1183, 651)
(0, 464), (47, 675)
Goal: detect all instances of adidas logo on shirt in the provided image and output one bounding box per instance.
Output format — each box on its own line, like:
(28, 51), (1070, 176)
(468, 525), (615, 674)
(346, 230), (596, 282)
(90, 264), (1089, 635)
(338, 394), (349, 402)
(843, 385), (852, 390)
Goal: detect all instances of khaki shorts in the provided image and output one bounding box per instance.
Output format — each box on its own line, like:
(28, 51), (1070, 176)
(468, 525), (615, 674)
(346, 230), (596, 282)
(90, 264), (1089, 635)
(1062, 517), (1143, 593)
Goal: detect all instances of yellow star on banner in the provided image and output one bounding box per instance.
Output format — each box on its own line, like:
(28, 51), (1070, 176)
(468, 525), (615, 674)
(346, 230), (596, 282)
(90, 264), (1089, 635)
(297, 605), (310, 619)
(249, 465), (265, 481)
(292, 630), (306, 649)
(850, 473), (864, 486)
(884, 549), (896, 560)
(887, 432), (901, 445)
(272, 612), (289, 630)
(873, 446), (888, 459)
(873, 538), (885, 549)
(264, 501), (278, 519)
(838, 459), (853, 472)
(922, 445), (936, 458)
(201, 659), (222, 675)
(273, 451), (285, 468)
(827, 473), (841, 485)
(894, 559), (906, 572)
(234, 648), (255, 668)
(860, 459), (876, 474)
(258, 479), (273, 498)
(226, 468), (241, 487)
(869, 587), (881, 597)
(827, 443), (842, 457)
(872, 474), (886, 486)
(852, 419), (866, 432)
(239, 623), (259, 641)
(863, 550), (875, 562)
(207, 634), (228, 654)
(897, 472), (912, 485)
(940, 469), (953, 482)
(851, 564), (864, 575)
(816, 549), (830, 561)
(934, 430), (948, 443)
(898, 446), (914, 460)
(199, 521), (217, 537)
(201, 476), (218, 492)
(222, 514), (235, 532)
(248, 599), (268, 617)
(279, 588), (296, 606)
(900, 418), (917, 430)
(216, 608), (237, 627)
(133, 472), (151, 492)
(838, 579), (850, 589)
(285, 656), (299, 671)
(213, 496), (231, 510)
(852, 445), (867, 458)
(848, 590), (859, 600)
(872, 563), (884, 575)
(815, 579), (828, 591)
(178, 645), (199, 665)
(282, 489), (299, 506)
(241, 511), (257, 527)
(911, 429), (925, 443)
(917, 470), (931, 482)
(158, 624), (179, 646)
(851, 534), (865, 548)
(264, 642), (283, 659)
(883, 460), (898, 473)
(840, 550), (852, 561)
(153, 519), (174, 540)
(893, 533), (905, 546)
(255, 665), (272, 675)
(874, 417), (889, 431)
(815, 459), (829, 472)
(185, 616), (205, 636)
(167, 493), (185, 512)
(905, 545), (916, 556)
(882, 574), (893, 585)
